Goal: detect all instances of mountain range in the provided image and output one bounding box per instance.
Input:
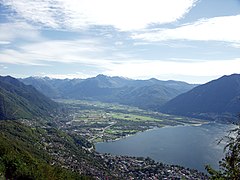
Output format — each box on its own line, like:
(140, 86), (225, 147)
(20, 74), (197, 110)
(3, 73), (238, 122)
(161, 74), (240, 121)
(0, 76), (58, 120)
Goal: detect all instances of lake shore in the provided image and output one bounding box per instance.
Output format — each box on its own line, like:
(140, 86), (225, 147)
(95, 122), (232, 172)
(95, 119), (209, 143)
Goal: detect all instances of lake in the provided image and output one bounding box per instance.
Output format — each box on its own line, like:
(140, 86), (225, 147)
(95, 123), (235, 172)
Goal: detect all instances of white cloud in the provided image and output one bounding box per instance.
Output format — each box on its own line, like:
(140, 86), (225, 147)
(132, 15), (240, 42)
(103, 58), (240, 83)
(1, 0), (197, 31)
(0, 65), (8, 69)
(0, 22), (42, 42)
(0, 41), (11, 45)
(0, 34), (239, 84)
(1, 36), (239, 83)
(114, 41), (123, 46)
(231, 43), (240, 48)
(39, 72), (92, 79)
(1, 0), (61, 28)
(0, 39), (114, 65)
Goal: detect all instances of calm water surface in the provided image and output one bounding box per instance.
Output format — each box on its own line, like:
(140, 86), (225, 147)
(95, 123), (234, 172)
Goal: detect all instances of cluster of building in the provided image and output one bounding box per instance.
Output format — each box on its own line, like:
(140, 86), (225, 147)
(96, 153), (209, 179)
(20, 112), (209, 179)
(38, 128), (209, 179)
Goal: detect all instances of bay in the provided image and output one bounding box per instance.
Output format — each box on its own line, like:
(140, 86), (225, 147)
(95, 123), (235, 172)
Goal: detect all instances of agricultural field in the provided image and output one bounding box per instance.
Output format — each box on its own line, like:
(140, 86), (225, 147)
(56, 99), (207, 143)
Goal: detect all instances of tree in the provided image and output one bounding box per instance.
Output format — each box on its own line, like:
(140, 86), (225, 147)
(206, 116), (240, 180)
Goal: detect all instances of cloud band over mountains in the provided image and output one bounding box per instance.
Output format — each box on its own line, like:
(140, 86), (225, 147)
(0, 0), (239, 83)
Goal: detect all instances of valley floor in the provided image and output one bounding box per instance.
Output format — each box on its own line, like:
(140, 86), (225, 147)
(56, 99), (207, 144)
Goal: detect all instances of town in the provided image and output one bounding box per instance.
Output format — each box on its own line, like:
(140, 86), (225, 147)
(20, 100), (209, 179)
(57, 99), (207, 143)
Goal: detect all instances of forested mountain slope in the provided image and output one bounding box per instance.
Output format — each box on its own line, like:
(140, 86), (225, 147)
(0, 76), (58, 120)
(161, 74), (240, 121)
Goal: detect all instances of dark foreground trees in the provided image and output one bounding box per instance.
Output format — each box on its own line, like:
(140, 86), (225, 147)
(206, 117), (240, 180)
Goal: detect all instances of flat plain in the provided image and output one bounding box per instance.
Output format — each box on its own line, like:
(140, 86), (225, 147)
(56, 99), (207, 143)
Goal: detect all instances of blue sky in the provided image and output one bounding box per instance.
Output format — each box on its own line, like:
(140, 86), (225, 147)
(0, 0), (240, 83)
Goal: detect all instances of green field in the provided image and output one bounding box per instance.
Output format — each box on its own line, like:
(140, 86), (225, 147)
(111, 112), (163, 122)
(56, 99), (207, 143)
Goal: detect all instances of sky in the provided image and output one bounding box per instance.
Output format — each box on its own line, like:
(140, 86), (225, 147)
(0, 0), (240, 84)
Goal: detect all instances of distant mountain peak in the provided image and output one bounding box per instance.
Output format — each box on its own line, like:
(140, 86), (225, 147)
(96, 74), (108, 78)
(25, 76), (52, 81)
(149, 78), (159, 82)
(221, 73), (240, 80)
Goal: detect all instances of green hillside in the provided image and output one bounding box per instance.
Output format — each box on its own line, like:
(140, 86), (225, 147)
(0, 76), (58, 120)
(161, 74), (240, 121)
(0, 120), (89, 179)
